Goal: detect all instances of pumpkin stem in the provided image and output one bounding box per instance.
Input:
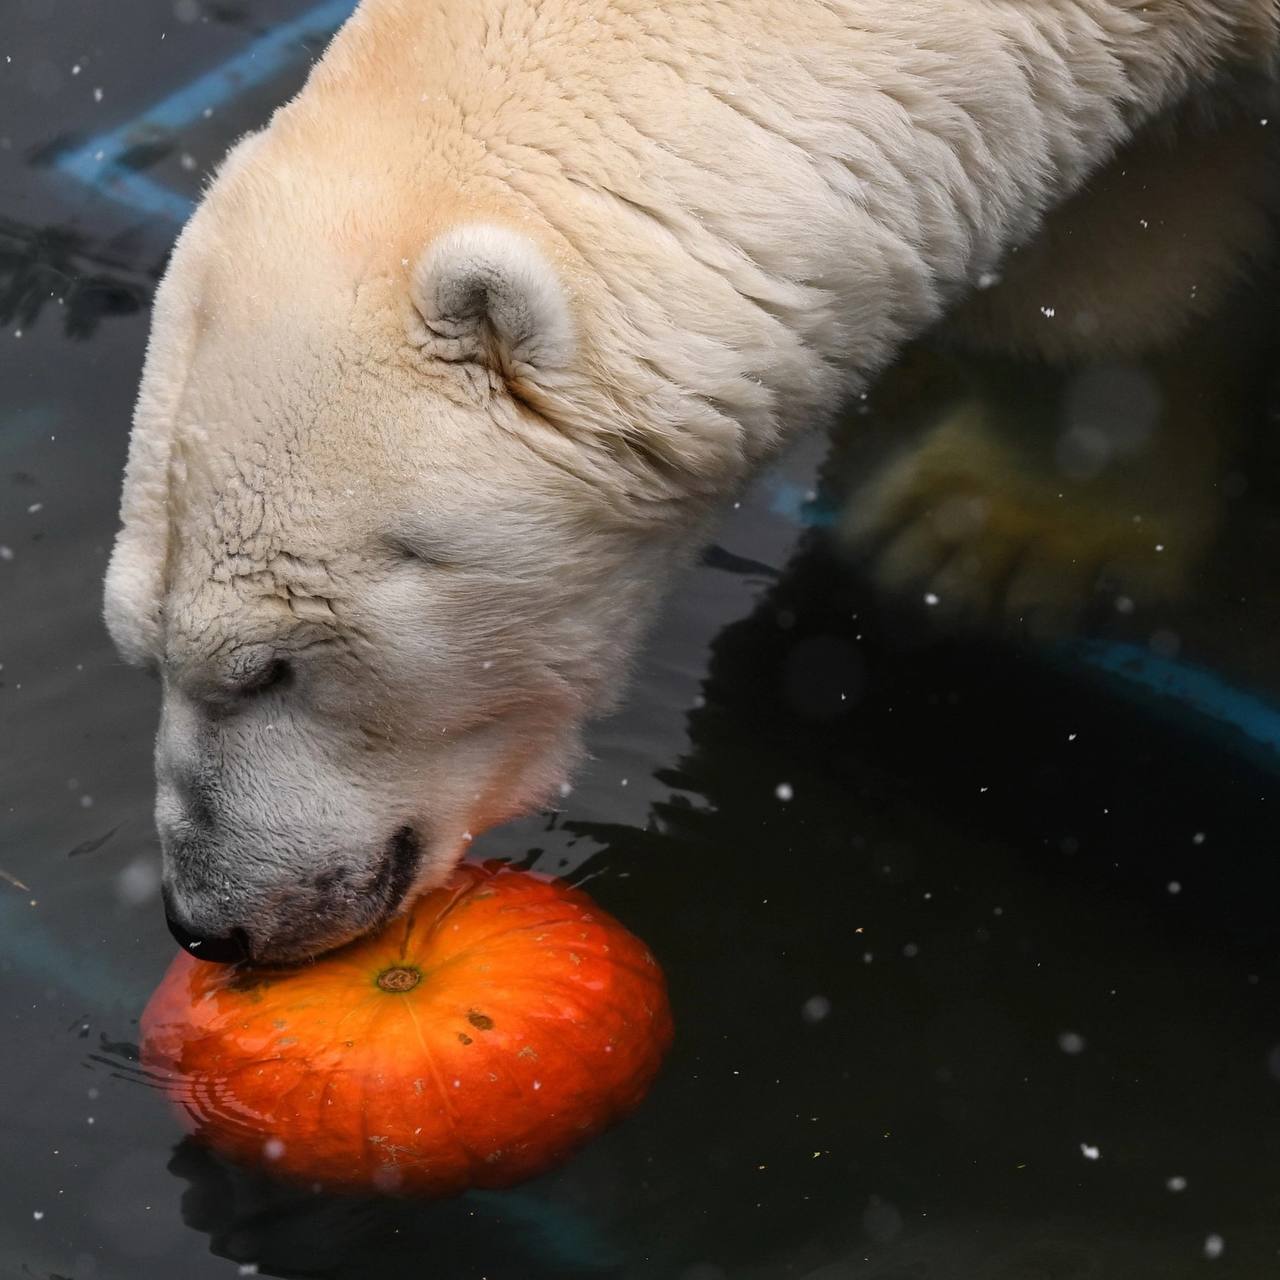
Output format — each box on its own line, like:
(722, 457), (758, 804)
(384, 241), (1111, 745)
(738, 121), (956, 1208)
(376, 966), (422, 993)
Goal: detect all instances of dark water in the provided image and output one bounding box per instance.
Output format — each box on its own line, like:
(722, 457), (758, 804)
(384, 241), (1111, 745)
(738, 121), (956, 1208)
(5, 3), (1280, 1277)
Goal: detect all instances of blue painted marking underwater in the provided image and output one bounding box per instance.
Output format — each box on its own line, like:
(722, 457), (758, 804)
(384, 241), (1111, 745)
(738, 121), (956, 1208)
(1065, 640), (1280, 761)
(55, 0), (357, 221)
(771, 482), (1280, 762)
(767, 478), (837, 529)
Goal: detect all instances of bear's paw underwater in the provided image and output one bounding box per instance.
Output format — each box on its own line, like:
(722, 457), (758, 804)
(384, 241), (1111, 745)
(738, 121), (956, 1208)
(141, 861), (673, 1196)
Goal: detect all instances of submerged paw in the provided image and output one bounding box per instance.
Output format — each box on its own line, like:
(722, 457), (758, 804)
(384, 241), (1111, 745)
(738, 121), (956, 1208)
(838, 409), (1194, 636)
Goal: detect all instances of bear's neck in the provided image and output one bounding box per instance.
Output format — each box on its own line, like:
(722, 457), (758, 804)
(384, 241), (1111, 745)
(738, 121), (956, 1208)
(324, 0), (1275, 507)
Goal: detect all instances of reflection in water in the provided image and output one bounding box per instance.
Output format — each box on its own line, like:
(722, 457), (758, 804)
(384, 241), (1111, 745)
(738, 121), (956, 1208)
(838, 95), (1280, 641)
(0, 213), (158, 338)
(556, 516), (1280, 1275)
(169, 1138), (625, 1277)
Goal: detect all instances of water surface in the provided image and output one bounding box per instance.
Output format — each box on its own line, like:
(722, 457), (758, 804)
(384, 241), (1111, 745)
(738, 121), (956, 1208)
(4, 3), (1280, 1277)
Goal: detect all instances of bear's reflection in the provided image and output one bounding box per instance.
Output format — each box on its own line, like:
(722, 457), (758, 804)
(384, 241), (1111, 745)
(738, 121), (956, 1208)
(838, 90), (1280, 640)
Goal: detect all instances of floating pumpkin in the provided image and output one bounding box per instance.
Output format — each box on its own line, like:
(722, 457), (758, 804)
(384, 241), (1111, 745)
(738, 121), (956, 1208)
(141, 861), (673, 1195)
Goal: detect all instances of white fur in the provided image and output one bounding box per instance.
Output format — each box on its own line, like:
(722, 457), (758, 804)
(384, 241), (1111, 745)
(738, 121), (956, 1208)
(103, 0), (1277, 960)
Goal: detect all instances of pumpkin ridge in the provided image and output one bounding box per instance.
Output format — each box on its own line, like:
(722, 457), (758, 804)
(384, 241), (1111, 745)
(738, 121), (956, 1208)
(456, 968), (664, 1020)
(355, 1055), (375, 1182)
(400, 994), (490, 1180)
(415, 912), (612, 966)
(275, 1055), (338, 1151)
(504, 1003), (600, 1073)
(316, 1068), (341, 1162)
(449, 975), (603, 1024)
(459, 934), (664, 986)
(315, 985), (392, 1044)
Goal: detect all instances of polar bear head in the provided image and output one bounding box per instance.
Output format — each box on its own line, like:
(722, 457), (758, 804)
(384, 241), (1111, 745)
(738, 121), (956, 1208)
(102, 127), (737, 964)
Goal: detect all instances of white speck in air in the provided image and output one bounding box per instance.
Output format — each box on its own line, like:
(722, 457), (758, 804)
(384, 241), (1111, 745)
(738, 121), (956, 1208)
(118, 858), (160, 906)
(92, 86), (103, 102)
(33, 1211), (44, 1221)
(1167, 1175), (1188, 1192)
(1204, 1235), (1224, 1260)
(1058, 1031), (1086, 1055)
(1168, 881), (1182, 895)
(775, 782), (793, 802)
(923, 592), (939, 606)
(801, 996), (831, 1024)
(262, 1138), (285, 1161)
(1080, 1143), (1100, 1160)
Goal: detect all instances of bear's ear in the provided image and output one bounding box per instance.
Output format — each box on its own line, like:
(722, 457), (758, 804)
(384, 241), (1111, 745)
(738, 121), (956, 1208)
(409, 223), (574, 376)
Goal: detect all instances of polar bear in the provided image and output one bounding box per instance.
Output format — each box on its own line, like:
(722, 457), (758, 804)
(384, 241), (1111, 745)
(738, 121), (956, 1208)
(104, 0), (1278, 962)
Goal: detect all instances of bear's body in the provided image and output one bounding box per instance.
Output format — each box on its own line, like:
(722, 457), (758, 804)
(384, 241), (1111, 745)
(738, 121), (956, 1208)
(105, 0), (1278, 961)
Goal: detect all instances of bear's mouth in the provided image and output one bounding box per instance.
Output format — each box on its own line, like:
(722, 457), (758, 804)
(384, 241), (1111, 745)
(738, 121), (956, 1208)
(370, 824), (423, 920)
(207, 827), (427, 967)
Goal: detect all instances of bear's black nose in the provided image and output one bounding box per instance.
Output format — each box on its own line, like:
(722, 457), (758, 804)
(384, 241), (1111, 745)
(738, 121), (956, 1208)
(164, 905), (251, 965)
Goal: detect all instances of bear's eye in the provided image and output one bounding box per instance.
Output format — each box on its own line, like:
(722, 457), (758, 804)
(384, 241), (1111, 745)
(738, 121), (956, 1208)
(384, 532), (459, 571)
(237, 658), (293, 697)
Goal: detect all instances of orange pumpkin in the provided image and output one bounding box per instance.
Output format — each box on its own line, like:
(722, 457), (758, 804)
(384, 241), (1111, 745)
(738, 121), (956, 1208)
(141, 861), (673, 1195)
